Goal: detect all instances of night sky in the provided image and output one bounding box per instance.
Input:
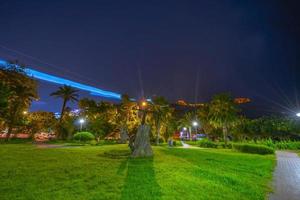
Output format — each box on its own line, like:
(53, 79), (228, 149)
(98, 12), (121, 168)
(0, 0), (299, 116)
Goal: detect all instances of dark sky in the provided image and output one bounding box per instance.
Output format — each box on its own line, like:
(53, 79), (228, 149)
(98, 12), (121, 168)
(0, 0), (299, 115)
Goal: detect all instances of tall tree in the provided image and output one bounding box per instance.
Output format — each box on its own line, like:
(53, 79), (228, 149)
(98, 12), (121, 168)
(178, 112), (195, 140)
(78, 98), (116, 140)
(208, 93), (239, 146)
(0, 83), (11, 120)
(50, 85), (79, 121)
(26, 111), (57, 135)
(131, 100), (153, 157)
(151, 96), (171, 145)
(197, 104), (215, 138)
(115, 95), (139, 143)
(162, 114), (177, 145)
(0, 62), (38, 140)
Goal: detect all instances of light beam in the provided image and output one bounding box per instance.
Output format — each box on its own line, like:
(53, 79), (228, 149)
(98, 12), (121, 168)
(0, 59), (121, 100)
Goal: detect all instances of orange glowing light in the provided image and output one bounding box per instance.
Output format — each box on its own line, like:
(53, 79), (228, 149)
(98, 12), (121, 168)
(141, 101), (147, 107)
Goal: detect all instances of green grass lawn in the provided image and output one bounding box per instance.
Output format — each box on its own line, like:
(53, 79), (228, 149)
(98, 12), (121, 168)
(0, 144), (275, 200)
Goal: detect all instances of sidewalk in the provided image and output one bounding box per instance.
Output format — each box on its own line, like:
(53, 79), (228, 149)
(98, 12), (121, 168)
(269, 151), (300, 200)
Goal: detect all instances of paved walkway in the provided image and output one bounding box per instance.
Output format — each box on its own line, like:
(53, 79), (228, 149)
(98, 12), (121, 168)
(180, 141), (191, 148)
(36, 144), (82, 148)
(269, 151), (300, 200)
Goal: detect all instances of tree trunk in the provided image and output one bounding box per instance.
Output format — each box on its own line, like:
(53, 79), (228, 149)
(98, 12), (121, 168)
(5, 125), (13, 141)
(5, 105), (18, 141)
(131, 125), (153, 157)
(59, 99), (67, 122)
(223, 126), (228, 147)
(128, 134), (135, 152)
(156, 122), (160, 145)
(119, 127), (128, 143)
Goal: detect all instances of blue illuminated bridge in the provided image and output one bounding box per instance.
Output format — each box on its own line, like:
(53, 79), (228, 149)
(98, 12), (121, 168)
(0, 58), (121, 100)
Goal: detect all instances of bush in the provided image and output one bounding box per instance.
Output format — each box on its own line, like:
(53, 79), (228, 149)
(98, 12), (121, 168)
(218, 142), (233, 149)
(246, 139), (300, 150)
(173, 141), (177, 146)
(73, 132), (95, 142)
(90, 140), (97, 145)
(233, 143), (274, 155)
(198, 139), (218, 148)
(275, 141), (300, 150)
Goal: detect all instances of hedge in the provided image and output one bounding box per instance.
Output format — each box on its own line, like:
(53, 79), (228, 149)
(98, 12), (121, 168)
(233, 143), (274, 155)
(197, 139), (232, 149)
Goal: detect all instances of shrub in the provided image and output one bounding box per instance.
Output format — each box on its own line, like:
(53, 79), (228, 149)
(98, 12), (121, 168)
(90, 140), (97, 145)
(275, 141), (300, 150)
(247, 139), (300, 150)
(173, 140), (177, 146)
(233, 143), (274, 155)
(218, 142), (233, 149)
(262, 139), (276, 149)
(73, 132), (95, 142)
(198, 139), (218, 148)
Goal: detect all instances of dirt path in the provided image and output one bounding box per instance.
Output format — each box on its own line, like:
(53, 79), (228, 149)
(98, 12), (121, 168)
(269, 151), (300, 200)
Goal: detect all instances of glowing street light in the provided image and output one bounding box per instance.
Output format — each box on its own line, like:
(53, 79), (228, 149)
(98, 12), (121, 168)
(23, 111), (28, 115)
(183, 127), (187, 131)
(191, 121), (199, 139)
(192, 121), (198, 127)
(79, 118), (85, 131)
(297, 112), (300, 117)
(139, 100), (149, 125)
(141, 101), (147, 108)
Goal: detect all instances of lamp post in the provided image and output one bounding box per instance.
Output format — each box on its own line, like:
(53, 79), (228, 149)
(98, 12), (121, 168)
(192, 121), (198, 140)
(79, 119), (85, 131)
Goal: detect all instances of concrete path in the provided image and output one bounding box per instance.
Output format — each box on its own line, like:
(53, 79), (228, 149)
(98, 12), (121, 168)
(269, 151), (300, 200)
(36, 144), (82, 148)
(180, 141), (191, 148)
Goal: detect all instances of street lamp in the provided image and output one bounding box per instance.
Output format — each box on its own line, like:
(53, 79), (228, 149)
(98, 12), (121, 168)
(192, 121), (198, 127)
(192, 121), (199, 140)
(141, 101), (147, 108)
(23, 111), (28, 115)
(139, 100), (148, 125)
(297, 112), (300, 117)
(183, 127), (187, 131)
(79, 118), (85, 131)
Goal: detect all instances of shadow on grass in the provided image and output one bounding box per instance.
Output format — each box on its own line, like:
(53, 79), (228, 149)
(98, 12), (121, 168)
(119, 157), (162, 200)
(161, 148), (241, 186)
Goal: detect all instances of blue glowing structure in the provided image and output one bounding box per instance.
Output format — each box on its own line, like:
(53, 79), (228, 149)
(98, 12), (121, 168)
(0, 59), (121, 100)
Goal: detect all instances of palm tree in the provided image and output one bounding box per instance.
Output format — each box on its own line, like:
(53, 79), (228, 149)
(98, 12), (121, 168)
(6, 84), (38, 140)
(208, 93), (239, 146)
(115, 94), (139, 143)
(178, 112), (195, 140)
(152, 96), (171, 145)
(50, 85), (79, 121)
(197, 104), (214, 137)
